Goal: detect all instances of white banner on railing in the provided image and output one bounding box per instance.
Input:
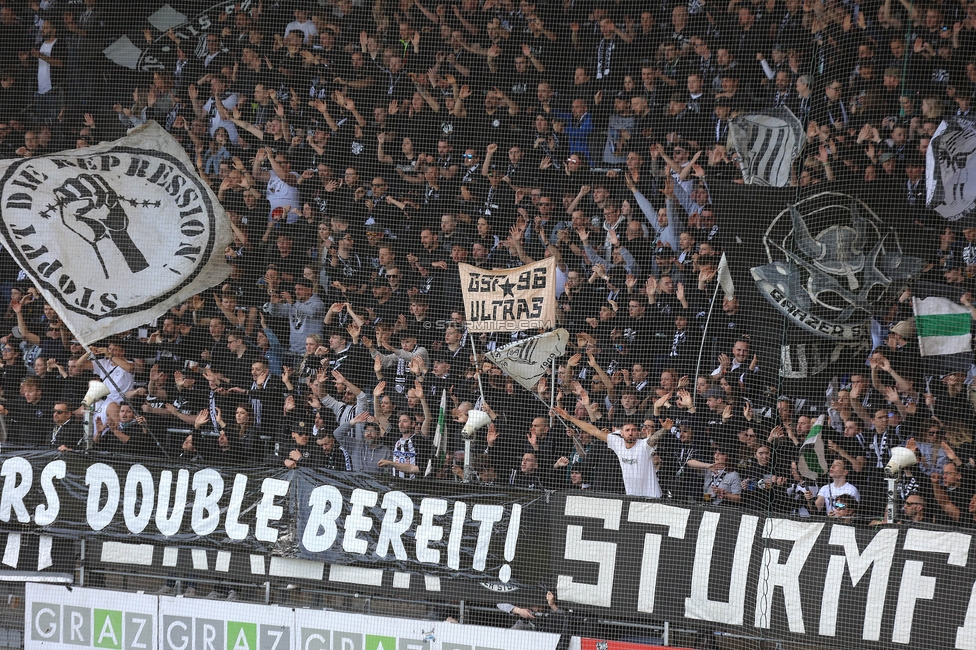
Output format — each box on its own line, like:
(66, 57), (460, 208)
(26, 584), (157, 650)
(26, 585), (563, 650)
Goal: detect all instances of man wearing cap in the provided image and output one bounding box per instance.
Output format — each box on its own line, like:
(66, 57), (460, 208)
(661, 96), (703, 145)
(365, 276), (405, 325)
(554, 424), (626, 493)
(283, 419), (313, 468)
(892, 152), (928, 234)
(264, 277), (325, 359)
(318, 369), (369, 438)
(552, 407), (663, 497)
(707, 97), (733, 145)
(426, 352), (455, 399)
(697, 386), (733, 445)
(882, 320), (918, 377)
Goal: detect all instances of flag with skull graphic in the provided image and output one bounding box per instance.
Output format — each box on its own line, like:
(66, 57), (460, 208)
(926, 116), (976, 222)
(0, 121), (233, 347)
(750, 192), (923, 340)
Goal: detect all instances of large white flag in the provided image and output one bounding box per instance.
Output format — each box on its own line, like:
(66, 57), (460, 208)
(459, 258), (558, 332)
(0, 122), (233, 346)
(926, 117), (976, 222)
(486, 329), (569, 392)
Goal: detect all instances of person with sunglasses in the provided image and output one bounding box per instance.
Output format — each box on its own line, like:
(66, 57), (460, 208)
(49, 400), (84, 451)
(827, 494), (859, 521)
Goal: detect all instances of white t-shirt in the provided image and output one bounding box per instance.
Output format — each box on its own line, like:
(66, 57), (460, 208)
(284, 19), (318, 43)
(817, 481), (860, 514)
(267, 170), (301, 217)
(606, 434), (662, 497)
(37, 39), (55, 95)
(202, 93), (240, 140)
(92, 361), (134, 403)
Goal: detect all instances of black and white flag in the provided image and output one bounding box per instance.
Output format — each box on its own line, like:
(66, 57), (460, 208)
(926, 116), (976, 222)
(487, 328), (569, 391)
(728, 107), (804, 187)
(0, 122), (233, 346)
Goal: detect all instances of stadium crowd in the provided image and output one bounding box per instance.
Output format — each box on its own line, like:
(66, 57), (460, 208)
(0, 0), (975, 529)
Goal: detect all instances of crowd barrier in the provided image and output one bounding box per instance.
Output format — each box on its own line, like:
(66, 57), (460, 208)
(2, 451), (973, 649)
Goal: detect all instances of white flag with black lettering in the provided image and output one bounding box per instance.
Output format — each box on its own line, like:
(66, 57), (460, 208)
(487, 329), (569, 392)
(728, 107), (804, 187)
(460, 258), (558, 332)
(926, 116), (976, 221)
(0, 121), (233, 346)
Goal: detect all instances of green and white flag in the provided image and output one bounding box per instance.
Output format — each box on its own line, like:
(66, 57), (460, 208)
(913, 296), (973, 356)
(425, 390), (448, 477)
(798, 414), (829, 480)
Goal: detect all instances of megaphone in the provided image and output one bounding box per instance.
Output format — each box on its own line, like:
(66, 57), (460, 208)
(885, 446), (918, 476)
(461, 409), (491, 440)
(82, 380), (110, 408)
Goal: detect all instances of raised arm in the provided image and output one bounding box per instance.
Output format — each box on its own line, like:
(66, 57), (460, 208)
(334, 92), (367, 127)
(251, 146), (271, 183)
(418, 382), (432, 437)
(551, 406), (608, 441)
(587, 352), (616, 402)
(376, 132), (394, 165)
(414, 83), (441, 112)
(309, 98), (340, 131)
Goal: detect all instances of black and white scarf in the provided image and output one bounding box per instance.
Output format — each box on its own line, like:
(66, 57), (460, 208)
(596, 38), (615, 81)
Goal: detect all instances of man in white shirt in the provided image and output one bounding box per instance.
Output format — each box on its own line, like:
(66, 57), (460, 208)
(189, 74), (239, 141)
(809, 459), (860, 514)
(250, 147), (300, 220)
(284, 6), (318, 43)
(28, 20), (65, 122)
(76, 340), (135, 432)
(553, 407), (663, 497)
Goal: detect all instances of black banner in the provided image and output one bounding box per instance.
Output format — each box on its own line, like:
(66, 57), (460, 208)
(0, 452), (544, 603)
(551, 492), (976, 649)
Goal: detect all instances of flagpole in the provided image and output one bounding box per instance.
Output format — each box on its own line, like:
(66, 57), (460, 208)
(469, 335), (486, 403)
(466, 334), (487, 483)
(693, 280), (722, 400)
(549, 356), (557, 428)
